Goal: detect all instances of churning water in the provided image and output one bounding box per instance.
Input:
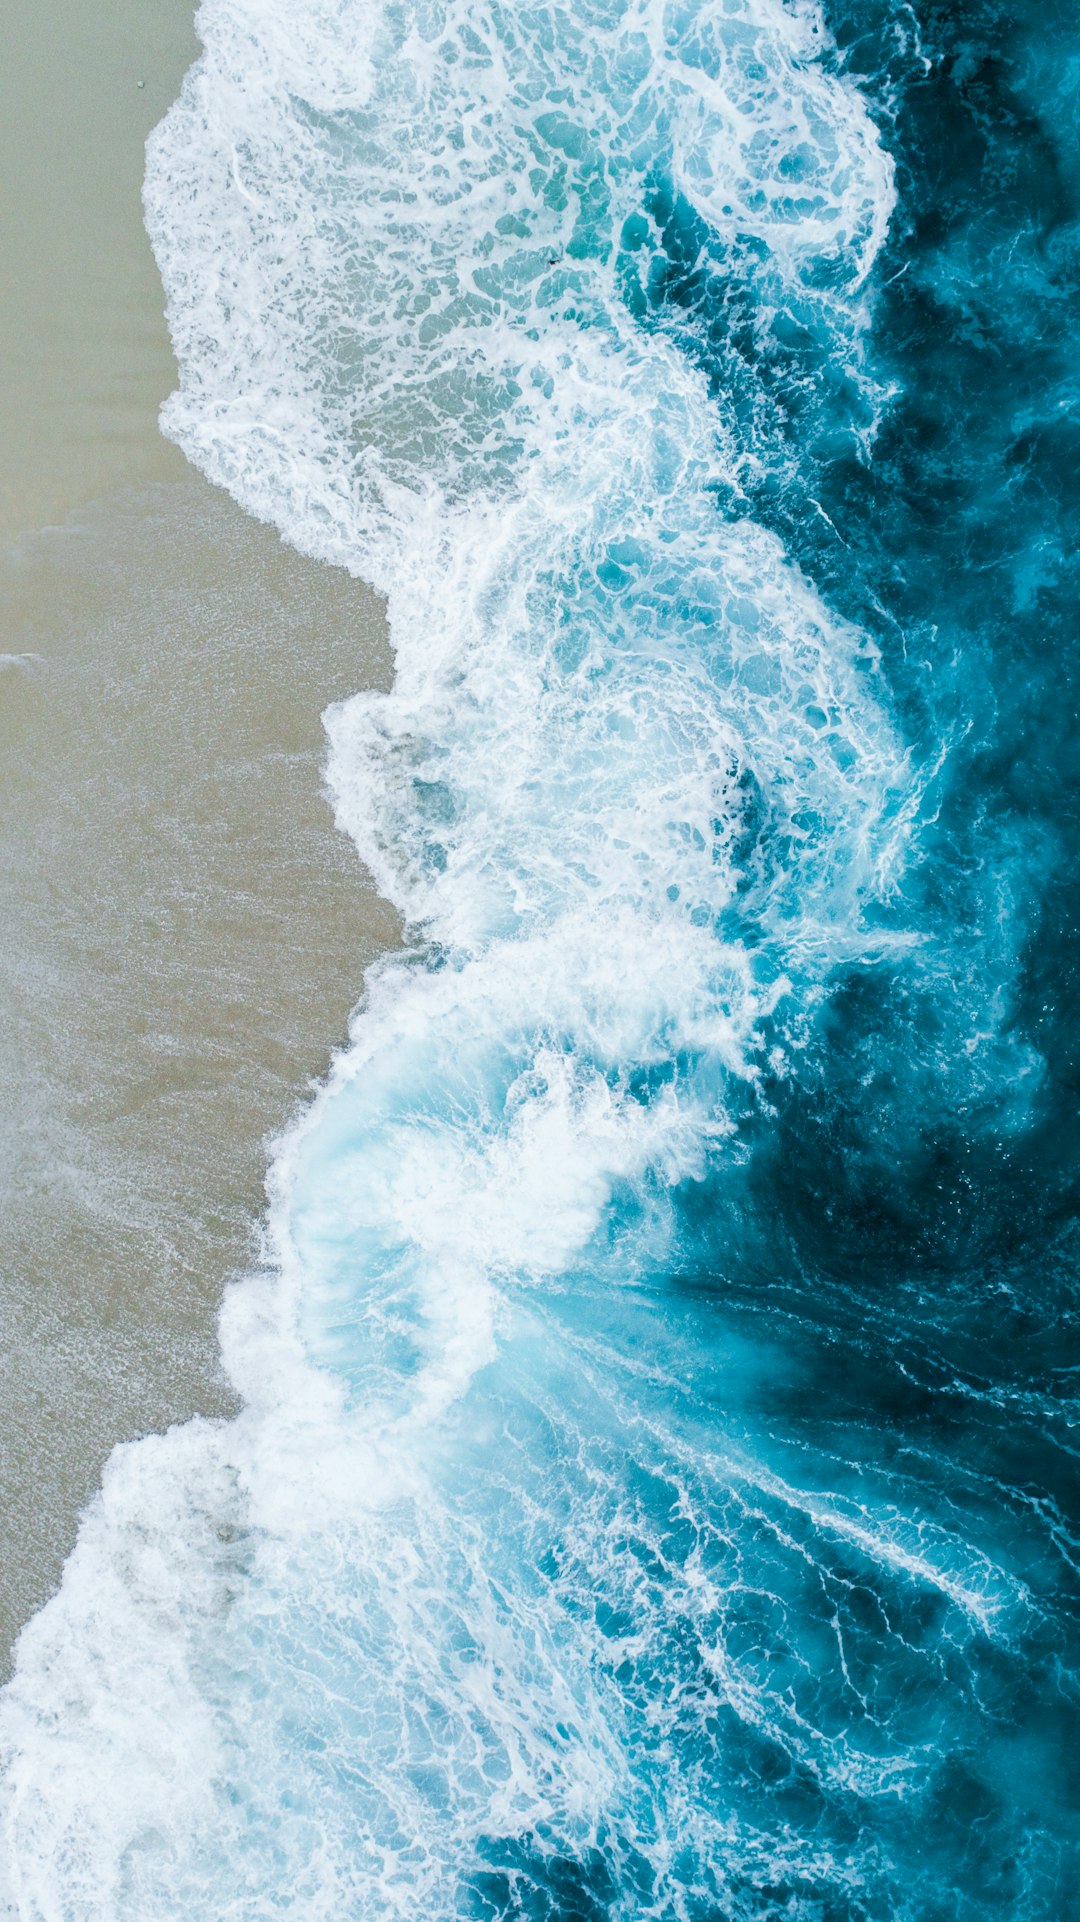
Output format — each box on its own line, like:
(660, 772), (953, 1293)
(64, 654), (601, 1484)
(1, 1), (1078, 1916)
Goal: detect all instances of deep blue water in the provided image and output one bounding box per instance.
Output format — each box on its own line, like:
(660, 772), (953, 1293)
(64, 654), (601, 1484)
(1, 2), (1078, 1917)
(670, 4), (1080, 1908)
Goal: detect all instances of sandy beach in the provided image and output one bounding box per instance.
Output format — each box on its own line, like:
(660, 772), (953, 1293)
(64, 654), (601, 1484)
(0, 0), (197, 546)
(0, 0), (395, 1661)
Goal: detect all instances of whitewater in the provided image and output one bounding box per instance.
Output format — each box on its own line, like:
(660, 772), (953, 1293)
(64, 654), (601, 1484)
(3, 0), (1078, 1916)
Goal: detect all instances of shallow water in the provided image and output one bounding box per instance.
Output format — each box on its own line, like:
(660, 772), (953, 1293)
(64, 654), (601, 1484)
(1, 1), (1077, 1917)
(0, 0), (197, 544)
(0, 480), (394, 1658)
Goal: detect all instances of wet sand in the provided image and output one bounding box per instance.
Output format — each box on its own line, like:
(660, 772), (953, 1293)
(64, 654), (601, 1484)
(0, 0), (396, 1661)
(0, 0), (198, 546)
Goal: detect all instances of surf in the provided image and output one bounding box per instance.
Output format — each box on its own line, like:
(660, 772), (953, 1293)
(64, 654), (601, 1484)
(3, 1), (1074, 1916)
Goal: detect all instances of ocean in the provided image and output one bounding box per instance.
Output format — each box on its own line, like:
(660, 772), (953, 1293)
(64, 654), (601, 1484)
(1, 0), (1077, 1916)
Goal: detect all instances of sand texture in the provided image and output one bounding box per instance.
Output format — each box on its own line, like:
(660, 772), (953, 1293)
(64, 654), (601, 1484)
(0, 0), (397, 1662)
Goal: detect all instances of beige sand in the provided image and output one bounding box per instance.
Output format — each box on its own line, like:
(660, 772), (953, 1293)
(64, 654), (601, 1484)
(0, 0), (397, 1661)
(0, 0), (199, 546)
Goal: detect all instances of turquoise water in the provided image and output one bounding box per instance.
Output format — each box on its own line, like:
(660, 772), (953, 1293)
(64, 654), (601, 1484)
(2, 1), (1078, 1916)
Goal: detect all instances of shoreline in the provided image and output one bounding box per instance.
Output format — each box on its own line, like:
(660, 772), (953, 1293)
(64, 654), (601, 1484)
(0, 1), (397, 1664)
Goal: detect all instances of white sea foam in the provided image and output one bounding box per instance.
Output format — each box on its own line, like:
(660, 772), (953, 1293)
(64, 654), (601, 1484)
(0, 4), (974, 1916)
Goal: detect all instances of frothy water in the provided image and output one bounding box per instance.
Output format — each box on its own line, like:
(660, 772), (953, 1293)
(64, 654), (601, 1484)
(0, 479), (394, 1657)
(2, 1), (1078, 1916)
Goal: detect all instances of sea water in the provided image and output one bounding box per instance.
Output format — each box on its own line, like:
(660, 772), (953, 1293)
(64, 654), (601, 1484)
(1, 1), (1078, 1916)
